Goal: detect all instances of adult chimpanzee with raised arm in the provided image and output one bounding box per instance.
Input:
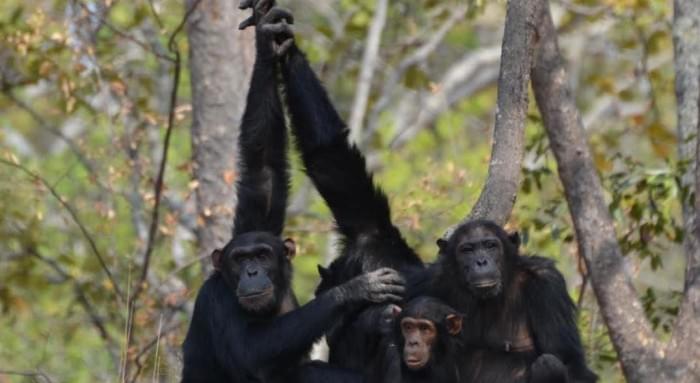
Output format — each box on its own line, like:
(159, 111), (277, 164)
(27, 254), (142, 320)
(266, 5), (426, 374)
(181, 3), (405, 382)
(371, 297), (465, 383)
(430, 220), (597, 383)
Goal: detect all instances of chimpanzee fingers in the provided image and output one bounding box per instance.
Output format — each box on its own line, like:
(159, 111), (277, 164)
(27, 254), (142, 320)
(379, 284), (405, 295)
(261, 22), (293, 36)
(273, 38), (294, 57)
(376, 270), (405, 285)
(238, 15), (255, 30)
(260, 7), (294, 25)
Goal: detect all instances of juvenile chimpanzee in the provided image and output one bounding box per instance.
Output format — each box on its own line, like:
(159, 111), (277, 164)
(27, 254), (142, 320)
(181, 3), (404, 382)
(263, 4), (426, 374)
(372, 297), (465, 383)
(429, 220), (597, 383)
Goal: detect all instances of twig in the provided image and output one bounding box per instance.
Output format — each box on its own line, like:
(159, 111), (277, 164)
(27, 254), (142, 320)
(0, 369), (53, 383)
(0, 158), (124, 302)
(30, 249), (117, 352)
(2, 89), (98, 178)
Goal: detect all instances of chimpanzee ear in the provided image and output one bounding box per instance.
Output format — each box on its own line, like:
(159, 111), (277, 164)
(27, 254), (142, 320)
(284, 238), (296, 260)
(391, 305), (402, 318)
(508, 232), (521, 249)
(436, 238), (448, 252)
(445, 314), (463, 336)
(317, 265), (331, 280)
(211, 248), (223, 271)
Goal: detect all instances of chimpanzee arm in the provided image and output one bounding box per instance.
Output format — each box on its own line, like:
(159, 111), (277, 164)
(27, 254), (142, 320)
(204, 269), (403, 376)
(522, 256), (598, 383)
(280, 45), (422, 273)
(280, 45), (393, 239)
(232, 15), (288, 237)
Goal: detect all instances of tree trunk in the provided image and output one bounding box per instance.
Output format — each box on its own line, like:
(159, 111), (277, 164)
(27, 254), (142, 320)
(186, 0), (255, 272)
(670, 1), (700, 376)
(462, 0), (542, 228)
(532, 1), (700, 381)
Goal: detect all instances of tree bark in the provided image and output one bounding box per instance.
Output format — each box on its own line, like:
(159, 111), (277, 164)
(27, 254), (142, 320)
(671, 1), (700, 375)
(187, 0), (255, 272)
(531, 1), (700, 381)
(463, 0), (541, 227)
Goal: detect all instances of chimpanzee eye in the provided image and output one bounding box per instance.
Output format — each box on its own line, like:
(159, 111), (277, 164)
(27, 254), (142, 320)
(460, 245), (474, 253)
(486, 240), (498, 249)
(419, 323), (430, 332)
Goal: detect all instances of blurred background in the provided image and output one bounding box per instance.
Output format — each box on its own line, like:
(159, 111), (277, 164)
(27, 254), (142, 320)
(0, 0), (683, 381)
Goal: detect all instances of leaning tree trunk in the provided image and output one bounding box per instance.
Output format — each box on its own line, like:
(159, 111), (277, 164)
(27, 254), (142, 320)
(531, 1), (700, 381)
(454, 0), (542, 232)
(186, 0), (255, 272)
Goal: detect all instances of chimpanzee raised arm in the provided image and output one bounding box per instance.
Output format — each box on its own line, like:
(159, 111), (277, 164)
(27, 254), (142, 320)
(181, 3), (404, 383)
(272, 7), (425, 374)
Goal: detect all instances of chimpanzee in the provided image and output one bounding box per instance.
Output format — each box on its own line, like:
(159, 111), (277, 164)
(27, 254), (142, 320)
(372, 297), (465, 383)
(429, 220), (597, 383)
(266, 4), (426, 375)
(181, 3), (405, 382)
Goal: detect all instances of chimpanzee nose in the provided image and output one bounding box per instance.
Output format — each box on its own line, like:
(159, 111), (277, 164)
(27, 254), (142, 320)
(408, 339), (419, 347)
(476, 257), (489, 267)
(247, 267), (258, 277)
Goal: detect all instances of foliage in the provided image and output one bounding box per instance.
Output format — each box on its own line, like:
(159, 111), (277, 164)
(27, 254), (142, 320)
(0, 0), (686, 382)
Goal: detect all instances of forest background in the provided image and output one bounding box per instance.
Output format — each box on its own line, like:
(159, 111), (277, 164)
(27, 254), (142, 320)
(0, 0), (696, 382)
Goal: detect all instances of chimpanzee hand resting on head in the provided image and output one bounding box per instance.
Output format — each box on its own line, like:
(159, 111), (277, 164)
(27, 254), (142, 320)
(334, 267), (406, 304)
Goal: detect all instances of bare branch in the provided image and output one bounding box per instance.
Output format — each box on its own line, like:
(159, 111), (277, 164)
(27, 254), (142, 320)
(363, 5), (469, 145)
(389, 47), (501, 148)
(347, 0), (388, 144)
(0, 158), (124, 302)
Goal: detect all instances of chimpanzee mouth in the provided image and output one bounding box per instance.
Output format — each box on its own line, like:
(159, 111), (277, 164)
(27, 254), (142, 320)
(405, 357), (427, 370)
(237, 287), (274, 300)
(472, 280), (499, 289)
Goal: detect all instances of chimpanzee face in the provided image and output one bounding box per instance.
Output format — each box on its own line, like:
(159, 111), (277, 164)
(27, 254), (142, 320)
(395, 297), (463, 371)
(212, 232), (295, 314)
(438, 221), (519, 300)
(400, 317), (437, 370)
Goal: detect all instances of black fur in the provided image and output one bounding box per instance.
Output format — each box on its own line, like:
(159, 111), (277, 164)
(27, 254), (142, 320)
(181, 4), (401, 381)
(280, 41), (425, 374)
(429, 220), (597, 383)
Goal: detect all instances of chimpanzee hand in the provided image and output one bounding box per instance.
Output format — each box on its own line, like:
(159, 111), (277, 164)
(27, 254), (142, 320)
(334, 268), (405, 305)
(239, 0), (295, 57)
(530, 354), (568, 383)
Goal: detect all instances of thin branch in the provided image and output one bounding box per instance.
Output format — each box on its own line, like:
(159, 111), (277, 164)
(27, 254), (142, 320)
(0, 158), (124, 301)
(347, 0), (388, 144)
(2, 89), (98, 178)
(0, 370), (53, 383)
